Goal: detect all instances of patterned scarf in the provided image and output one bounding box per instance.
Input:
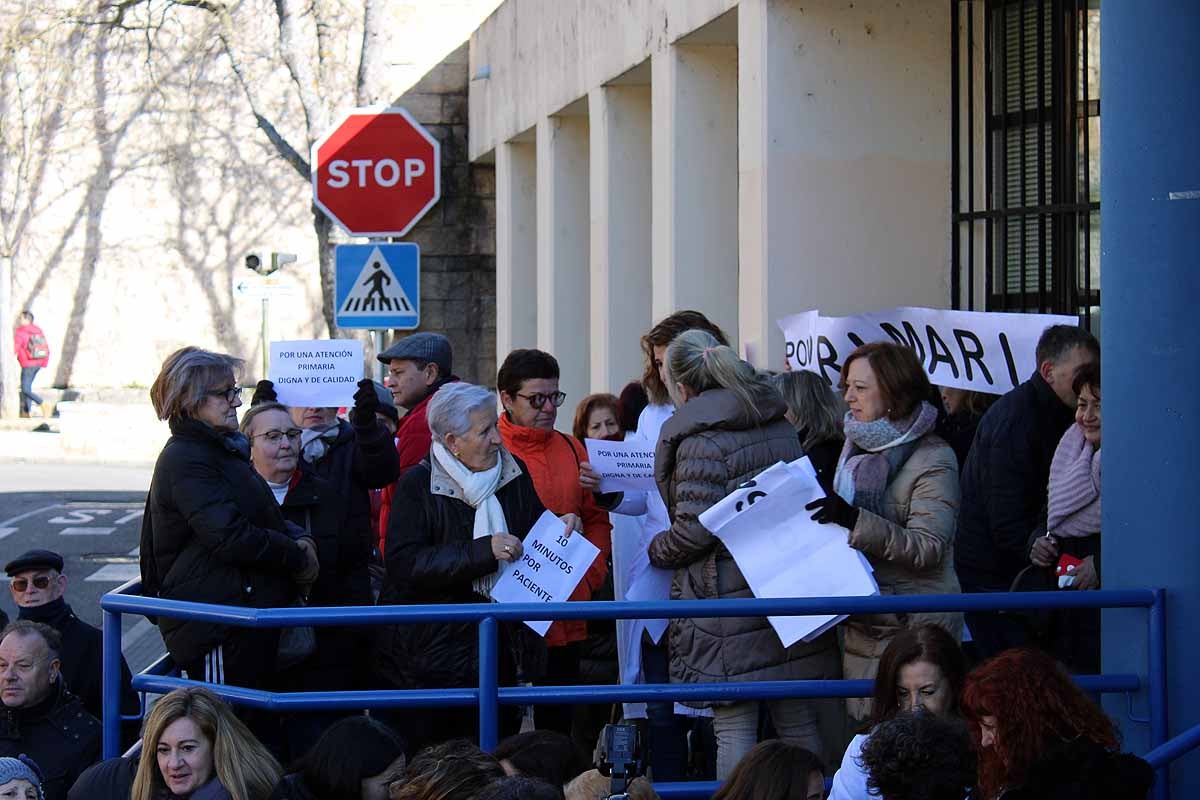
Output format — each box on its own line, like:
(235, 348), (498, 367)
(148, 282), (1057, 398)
(1047, 423), (1101, 538)
(431, 441), (509, 597)
(834, 401), (939, 515)
(300, 422), (340, 464)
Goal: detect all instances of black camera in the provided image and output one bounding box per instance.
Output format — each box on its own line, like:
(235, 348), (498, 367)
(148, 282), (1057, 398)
(597, 723), (643, 799)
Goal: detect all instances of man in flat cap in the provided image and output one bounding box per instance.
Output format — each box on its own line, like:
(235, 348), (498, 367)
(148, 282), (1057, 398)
(376, 333), (459, 542)
(5, 550), (138, 727)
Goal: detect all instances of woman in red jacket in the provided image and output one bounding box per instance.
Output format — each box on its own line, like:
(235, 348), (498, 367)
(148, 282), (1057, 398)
(497, 349), (613, 739)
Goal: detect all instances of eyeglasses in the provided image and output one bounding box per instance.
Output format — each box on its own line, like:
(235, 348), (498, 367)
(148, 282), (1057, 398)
(517, 391), (567, 409)
(207, 385), (242, 404)
(11, 576), (52, 593)
(254, 429), (303, 444)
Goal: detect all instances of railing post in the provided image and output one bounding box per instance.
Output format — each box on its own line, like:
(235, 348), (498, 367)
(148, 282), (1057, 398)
(478, 615), (499, 752)
(101, 607), (122, 758)
(1149, 588), (1169, 800)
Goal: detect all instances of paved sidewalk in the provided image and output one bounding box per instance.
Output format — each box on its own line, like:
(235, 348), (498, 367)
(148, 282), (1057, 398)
(0, 429), (157, 467)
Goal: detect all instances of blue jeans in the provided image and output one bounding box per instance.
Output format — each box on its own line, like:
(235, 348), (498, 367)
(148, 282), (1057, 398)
(19, 366), (41, 413)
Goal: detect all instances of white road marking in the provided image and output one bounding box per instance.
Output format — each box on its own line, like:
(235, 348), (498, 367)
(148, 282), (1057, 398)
(1168, 190), (1200, 200)
(0, 503), (65, 528)
(121, 618), (157, 650)
(59, 527), (116, 536)
(0, 528), (15, 540)
(84, 564), (141, 583)
(115, 510), (144, 525)
(49, 510), (112, 524)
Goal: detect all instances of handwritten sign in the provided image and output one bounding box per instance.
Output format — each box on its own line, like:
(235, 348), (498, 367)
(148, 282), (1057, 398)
(490, 511), (601, 636)
(269, 339), (364, 408)
(699, 458), (878, 647)
(584, 438), (658, 493)
(778, 307), (1077, 395)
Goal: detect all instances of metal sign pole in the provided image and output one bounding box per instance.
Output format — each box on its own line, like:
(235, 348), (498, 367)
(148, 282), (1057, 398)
(261, 297), (269, 380)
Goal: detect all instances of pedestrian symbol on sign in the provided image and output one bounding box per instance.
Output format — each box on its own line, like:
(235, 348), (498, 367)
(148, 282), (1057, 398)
(338, 247), (416, 316)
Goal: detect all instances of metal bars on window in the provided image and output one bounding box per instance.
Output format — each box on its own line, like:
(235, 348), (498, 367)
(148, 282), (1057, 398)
(951, 0), (1100, 331)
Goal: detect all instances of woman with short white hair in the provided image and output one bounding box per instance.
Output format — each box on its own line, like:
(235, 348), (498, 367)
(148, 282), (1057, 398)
(373, 382), (581, 752)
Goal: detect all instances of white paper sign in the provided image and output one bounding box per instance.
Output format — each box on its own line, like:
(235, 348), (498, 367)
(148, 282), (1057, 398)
(490, 511), (601, 636)
(269, 339), (364, 408)
(584, 438), (658, 493)
(699, 458), (879, 647)
(778, 307), (1078, 395)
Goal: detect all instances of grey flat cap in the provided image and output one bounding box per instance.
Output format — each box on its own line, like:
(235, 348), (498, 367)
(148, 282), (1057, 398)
(377, 332), (453, 375)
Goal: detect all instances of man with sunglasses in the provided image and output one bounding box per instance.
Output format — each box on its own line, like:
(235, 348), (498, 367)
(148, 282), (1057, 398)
(4, 550), (138, 734)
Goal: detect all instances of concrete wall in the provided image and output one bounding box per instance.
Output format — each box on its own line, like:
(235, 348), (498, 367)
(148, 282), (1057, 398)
(475, 0), (953, 384)
(393, 44), (498, 386)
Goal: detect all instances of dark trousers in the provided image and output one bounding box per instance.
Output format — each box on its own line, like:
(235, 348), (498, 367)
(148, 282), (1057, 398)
(19, 366), (41, 413)
(536, 642), (581, 735)
(963, 581), (1031, 663)
(642, 636), (690, 781)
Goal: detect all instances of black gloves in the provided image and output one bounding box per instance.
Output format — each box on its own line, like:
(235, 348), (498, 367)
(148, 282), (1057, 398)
(805, 493), (860, 530)
(251, 379), (278, 406)
(349, 378), (380, 427)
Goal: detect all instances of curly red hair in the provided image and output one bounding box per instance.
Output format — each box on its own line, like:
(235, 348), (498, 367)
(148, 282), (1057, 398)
(960, 648), (1118, 797)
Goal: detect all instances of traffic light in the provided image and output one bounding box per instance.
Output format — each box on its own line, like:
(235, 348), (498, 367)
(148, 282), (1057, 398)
(244, 251), (298, 276)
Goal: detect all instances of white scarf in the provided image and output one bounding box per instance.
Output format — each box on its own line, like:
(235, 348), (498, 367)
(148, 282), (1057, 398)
(431, 441), (508, 597)
(300, 422), (340, 464)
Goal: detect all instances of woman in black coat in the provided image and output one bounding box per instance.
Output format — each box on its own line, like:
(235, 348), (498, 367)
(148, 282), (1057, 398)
(372, 382), (581, 753)
(140, 347), (320, 691)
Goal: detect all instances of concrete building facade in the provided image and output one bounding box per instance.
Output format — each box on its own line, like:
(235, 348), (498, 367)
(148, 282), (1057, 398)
(471, 0), (953, 409)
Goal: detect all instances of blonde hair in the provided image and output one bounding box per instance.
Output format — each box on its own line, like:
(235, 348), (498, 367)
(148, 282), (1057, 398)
(564, 769), (659, 800)
(132, 687), (280, 800)
(149, 346), (244, 421)
(665, 329), (767, 419)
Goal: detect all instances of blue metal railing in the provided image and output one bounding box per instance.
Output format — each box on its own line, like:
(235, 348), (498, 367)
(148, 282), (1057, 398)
(102, 583), (1170, 799)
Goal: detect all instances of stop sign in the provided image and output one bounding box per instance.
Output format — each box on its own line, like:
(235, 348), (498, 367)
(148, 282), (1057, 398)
(311, 106), (441, 237)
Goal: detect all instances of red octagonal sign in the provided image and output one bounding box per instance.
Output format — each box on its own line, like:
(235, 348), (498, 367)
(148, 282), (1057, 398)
(311, 106), (441, 237)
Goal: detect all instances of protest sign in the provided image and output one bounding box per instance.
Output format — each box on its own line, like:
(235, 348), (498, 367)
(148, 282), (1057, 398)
(699, 458), (878, 647)
(585, 438), (658, 493)
(269, 339), (364, 408)
(778, 307), (1077, 395)
(490, 511), (601, 636)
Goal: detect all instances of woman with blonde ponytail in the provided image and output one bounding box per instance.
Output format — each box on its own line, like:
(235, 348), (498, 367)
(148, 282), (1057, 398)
(132, 687), (280, 800)
(647, 329), (841, 779)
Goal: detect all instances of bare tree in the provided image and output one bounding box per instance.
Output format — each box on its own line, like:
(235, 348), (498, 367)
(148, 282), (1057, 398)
(0, 2), (90, 416)
(97, 0), (390, 337)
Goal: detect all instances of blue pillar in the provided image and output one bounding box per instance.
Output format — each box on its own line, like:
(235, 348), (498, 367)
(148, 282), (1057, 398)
(1102, 2), (1200, 795)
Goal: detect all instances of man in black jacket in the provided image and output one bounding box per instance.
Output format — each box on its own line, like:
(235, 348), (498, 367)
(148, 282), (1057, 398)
(5, 550), (139, 728)
(0, 621), (101, 800)
(954, 325), (1099, 659)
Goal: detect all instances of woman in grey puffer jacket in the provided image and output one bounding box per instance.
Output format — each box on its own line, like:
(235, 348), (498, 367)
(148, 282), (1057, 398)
(647, 329), (840, 779)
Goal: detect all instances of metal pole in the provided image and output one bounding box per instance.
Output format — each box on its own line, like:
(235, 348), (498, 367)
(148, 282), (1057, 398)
(1149, 589), (1170, 800)
(375, 329), (385, 383)
(478, 616), (499, 751)
(102, 608), (122, 758)
(261, 297), (269, 380)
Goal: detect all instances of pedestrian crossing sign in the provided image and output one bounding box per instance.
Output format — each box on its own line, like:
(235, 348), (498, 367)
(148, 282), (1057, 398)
(334, 243), (420, 329)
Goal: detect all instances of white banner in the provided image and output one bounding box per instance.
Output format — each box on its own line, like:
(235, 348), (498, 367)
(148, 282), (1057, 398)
(269, 339), (364, 408)
(490, 511), (600, 636)
(584, 438), (658, 494)
(778, 307), (1077, 395)
(699, 458), (878, 647)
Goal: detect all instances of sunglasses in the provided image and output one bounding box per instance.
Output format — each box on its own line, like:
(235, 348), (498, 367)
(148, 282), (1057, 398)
(11, 576), (53, 593)
(516, 391), (567, 409)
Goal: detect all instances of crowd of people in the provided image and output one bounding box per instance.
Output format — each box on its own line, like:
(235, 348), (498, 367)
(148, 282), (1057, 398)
(0, 307), (1145, 799)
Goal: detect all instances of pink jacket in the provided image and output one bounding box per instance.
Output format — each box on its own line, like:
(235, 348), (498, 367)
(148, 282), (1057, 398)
(14, 324), (49, 368)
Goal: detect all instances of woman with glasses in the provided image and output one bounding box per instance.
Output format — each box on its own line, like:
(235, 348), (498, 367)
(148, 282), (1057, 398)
(496, 349), (612, 742)
(142, 348), (320, 717)
(239, 402), (357, 759)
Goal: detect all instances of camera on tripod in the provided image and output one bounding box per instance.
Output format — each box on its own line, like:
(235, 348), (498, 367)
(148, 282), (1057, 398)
(597, 723), (644, 799)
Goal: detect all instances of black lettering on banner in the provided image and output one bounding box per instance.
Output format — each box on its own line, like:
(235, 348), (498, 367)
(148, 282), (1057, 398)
(880, 322), (926, 364)
(952, 328), (993, 385)
(925, 325), (959, 379)
(846, 331), (866, 348)
(998, 332), (1020, 388)
(785, 340), (795, 362)
(735, 490), (767, 512)
(817, 336), (841, 385)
